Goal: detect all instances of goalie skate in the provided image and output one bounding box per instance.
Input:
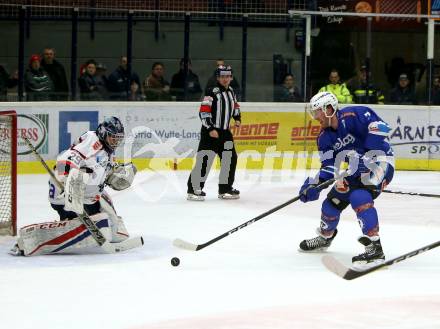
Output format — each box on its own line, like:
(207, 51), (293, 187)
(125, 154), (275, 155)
(9, 243), (24, 256)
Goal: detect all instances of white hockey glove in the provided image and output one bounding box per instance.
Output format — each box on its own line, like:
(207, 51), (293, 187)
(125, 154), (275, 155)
(106, 163), (137, 191)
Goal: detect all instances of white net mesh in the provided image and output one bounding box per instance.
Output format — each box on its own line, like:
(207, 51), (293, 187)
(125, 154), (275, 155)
(0, 112), (16, 236)
(0, 1), (308, 22)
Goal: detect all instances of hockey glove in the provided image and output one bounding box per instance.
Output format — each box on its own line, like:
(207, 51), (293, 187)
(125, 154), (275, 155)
(106, 162), (137, 191)
(299, 178), (321, 203)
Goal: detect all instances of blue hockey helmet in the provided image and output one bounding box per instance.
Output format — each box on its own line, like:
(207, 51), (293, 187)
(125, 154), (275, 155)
(96, 116), (125, 151)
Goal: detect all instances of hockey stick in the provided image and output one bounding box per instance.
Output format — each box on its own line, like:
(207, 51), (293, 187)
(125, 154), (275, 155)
(383, 189), (440, 198)
(23, 137), (143, 253)
(173, 178), (337, 251)
(322, 239), (440, 280)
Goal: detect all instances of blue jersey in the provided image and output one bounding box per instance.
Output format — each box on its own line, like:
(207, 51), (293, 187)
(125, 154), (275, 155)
(316, 105), (394, 182)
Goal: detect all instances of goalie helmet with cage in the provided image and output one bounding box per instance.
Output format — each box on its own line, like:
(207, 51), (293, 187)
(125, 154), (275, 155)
(96, 116), (125, 151)
(308, 91), (338, 119)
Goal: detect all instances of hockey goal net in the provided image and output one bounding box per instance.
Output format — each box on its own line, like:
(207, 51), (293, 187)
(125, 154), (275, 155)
(0, 111), (17, 236)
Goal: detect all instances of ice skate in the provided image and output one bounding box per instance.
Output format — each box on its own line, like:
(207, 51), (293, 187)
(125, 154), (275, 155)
(352, 236), (385, 265)
(9, 243), (24, 256)
(299, 229), (338, 252)
(218, 188), (240, 200)
(187, 190), (206, 201)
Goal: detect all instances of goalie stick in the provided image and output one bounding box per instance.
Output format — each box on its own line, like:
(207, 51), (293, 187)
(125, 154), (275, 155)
(322, 239), (440, 280)
(23, 137), (143, 253)
(173, 178), (337, 251)
(383, 189), (440, 198)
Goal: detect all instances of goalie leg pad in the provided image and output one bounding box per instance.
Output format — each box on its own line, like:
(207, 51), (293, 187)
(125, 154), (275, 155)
(18, 213), (112, 256)
(110, 216), (129, 243)
(98, 194), (129, 243)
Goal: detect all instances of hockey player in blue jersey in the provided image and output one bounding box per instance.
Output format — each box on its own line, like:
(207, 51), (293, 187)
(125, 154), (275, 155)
(298, 91), (395, 264)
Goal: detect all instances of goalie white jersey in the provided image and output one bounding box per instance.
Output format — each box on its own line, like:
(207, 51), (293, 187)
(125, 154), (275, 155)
(49, 131), (115, 206)
(9, 116), (143, 257)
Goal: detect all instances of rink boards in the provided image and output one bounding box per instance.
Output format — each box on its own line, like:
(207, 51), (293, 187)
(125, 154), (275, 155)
(0, 101), (439, 173)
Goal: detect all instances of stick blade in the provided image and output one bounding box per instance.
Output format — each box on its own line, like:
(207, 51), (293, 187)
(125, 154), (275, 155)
(173, 238), (199, 251)
(102, 236), (144, 253)
(321, 255), (361, 280)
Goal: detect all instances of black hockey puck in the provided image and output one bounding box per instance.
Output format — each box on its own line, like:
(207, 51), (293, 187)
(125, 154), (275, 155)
(171, 257), (180, 267)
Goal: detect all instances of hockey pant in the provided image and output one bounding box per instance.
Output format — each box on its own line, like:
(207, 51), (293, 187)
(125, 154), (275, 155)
(17, 213), (129, 256)
(319, 165), (394, 237)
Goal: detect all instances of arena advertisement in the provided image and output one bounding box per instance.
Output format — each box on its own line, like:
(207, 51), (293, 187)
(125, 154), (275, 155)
(1, 102), (440, 171)
(232, 111), (320, 154)
(16, 113), (49, 155)
(372, 105), (440, 168)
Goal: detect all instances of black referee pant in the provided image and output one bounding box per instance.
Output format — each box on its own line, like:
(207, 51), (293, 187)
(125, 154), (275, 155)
(187, 127), (237, 194)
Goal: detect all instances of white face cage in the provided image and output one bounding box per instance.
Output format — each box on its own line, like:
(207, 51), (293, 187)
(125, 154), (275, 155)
(106, 132), (125, 149)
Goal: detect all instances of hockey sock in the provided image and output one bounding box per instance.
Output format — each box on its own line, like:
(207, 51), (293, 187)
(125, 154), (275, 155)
(349, 189), (379, 236)
(320, 198), (341, 234)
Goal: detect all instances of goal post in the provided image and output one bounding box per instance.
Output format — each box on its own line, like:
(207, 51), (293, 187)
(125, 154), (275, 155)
(0, 111), (17, 236)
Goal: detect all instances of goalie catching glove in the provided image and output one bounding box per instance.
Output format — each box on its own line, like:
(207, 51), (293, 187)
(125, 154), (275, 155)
(106, 162), (137, 191)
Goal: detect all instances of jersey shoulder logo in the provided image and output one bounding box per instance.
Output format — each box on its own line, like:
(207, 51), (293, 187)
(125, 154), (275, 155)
(368, 121), (391, 136)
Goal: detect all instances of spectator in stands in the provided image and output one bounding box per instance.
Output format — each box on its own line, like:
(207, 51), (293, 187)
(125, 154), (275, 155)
(107, 56), (141, 101)
(170, 58), (202, 101)
(347, 65), (384, 104)
(431, 75), (440, 105)
(385, 56), (406, 88)
(78, 59), (107, 101)
(0, 65), (18, 102)
(25, 54), (53, 101)
(143, 62), (172, 101)
(319, 69), (352, 104)
(274, 73), (302, 102)
(388, 73), (418, 105)
(129, 81), (145, 101)
(95, 62), (109, 99)
(40, 47), (69, 101)
(205, 58), (241, 100)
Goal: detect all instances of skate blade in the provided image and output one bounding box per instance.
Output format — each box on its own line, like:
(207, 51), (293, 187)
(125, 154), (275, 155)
(298, 247), (329, 253)
(218, 194), (240, 200)
(352, 258), (386, 270)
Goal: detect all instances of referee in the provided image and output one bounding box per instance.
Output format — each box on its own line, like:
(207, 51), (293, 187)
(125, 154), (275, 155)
(187, 64), (241, 201)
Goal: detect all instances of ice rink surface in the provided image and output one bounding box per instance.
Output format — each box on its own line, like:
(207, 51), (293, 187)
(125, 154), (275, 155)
(1, 169), (440, 329)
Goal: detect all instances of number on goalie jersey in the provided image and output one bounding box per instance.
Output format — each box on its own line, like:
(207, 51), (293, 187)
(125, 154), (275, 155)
(48, 116), (126, 220)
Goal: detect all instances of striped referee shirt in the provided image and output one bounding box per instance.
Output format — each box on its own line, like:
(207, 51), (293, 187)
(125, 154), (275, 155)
(199, 83), (241, 131)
